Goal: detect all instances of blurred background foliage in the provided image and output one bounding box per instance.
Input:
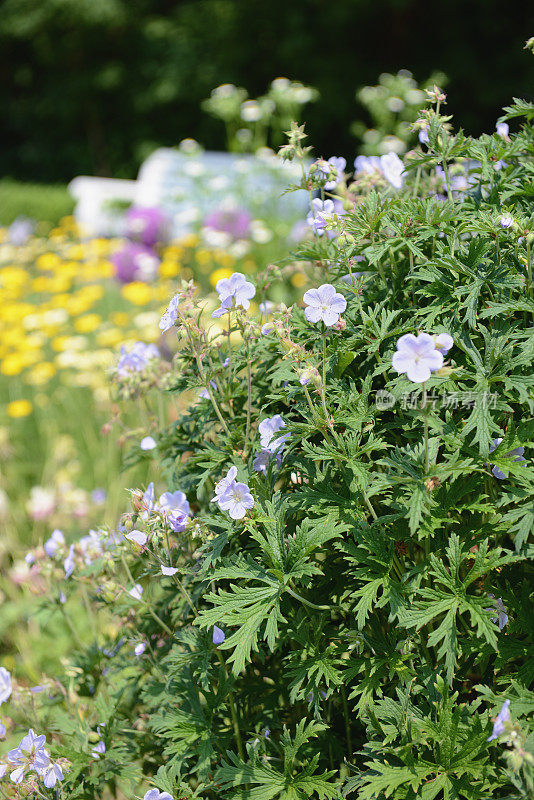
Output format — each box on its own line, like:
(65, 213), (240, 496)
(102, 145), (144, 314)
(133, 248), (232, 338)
(1, 0), (533, 183)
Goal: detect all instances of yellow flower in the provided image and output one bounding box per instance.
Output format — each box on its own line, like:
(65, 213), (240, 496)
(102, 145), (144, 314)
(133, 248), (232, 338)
(111, 311), (129, 327)
(291, 273), (308, 288)
(65, 296), (93, 316)
(218, 252), (235, 268)
(121, 282), (152, 305)
(74, 314), (102, 334)
(7, 399), (33, 418)
(179, 233), (200, 248)
(26, 362), (57, 385)
(77, 284), (105, 303)
(36, 253), (62, 271)
(96, 328), (123, 347)
(210, 267), (234, 287)
(67, 244), (85, 260)
(159, 259), (180, 278)
(1, 353), (26, 376)
(163, 245), (184, 260)
(196, 248), (213, 265)
(0, 266), (29, 288)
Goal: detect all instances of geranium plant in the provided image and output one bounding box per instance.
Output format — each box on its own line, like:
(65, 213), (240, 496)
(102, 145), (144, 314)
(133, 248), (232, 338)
(2, 76), (534, 800)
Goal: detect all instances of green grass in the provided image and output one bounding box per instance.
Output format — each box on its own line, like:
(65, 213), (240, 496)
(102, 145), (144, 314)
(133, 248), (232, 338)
(0, 179), (74, 226)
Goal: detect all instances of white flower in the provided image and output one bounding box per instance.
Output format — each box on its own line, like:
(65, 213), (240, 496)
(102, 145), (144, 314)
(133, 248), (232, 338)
(218, 482), (255, 520)
(380, 152), (405, 189)
(125, 530), (147, 546)
(303, 284), (347, 326)
(392, 333), (444, 383)
(0, 668), (12, 705)
(258, 415), (289, 453)
(161, 565), (179, 576)
(212, 272), (255, 318)
(211, 466), (238, 502)
(140, 436), (157, 451)
(158, 490), (190, 517)
(144, 790), (174, 800)
(44, 529), (65, 558)
(128, 584), (144, 601)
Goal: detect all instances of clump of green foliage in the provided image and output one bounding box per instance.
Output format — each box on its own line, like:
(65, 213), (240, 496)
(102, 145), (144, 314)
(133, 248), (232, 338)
(3, 85), (534, 800)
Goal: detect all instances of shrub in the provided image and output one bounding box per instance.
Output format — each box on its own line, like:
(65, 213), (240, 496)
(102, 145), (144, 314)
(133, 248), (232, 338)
(2, 88), (534, 799)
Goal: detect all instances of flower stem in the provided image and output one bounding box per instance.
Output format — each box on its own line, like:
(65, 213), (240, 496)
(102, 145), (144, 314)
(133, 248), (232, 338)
(244, 337), (252, 453)
(216, 650), (245, 760)
(59, 605), (85, 650)
(320, 329), (330, 423)
(341, 685), (352, 760)
(422, 383), (429, 474)
(120, 553), (174, 637)
(442, 159), (454, 202)
(286, 585), (339, 612)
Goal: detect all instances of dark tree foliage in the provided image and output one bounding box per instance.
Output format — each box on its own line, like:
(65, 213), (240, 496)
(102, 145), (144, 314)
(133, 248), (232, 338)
(0, 0), (533, 182)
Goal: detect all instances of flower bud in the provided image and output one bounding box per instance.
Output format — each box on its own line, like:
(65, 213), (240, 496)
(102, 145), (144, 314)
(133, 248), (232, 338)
(332, 318), (347, 332)
(298, 366), (322, 388)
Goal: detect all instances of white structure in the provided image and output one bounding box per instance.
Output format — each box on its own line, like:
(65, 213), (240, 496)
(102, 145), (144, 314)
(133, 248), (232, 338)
(68, 148), (307, 238)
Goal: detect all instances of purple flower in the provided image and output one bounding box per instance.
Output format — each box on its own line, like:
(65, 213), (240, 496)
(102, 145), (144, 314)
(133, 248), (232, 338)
(79, 530), (104, 565)
(488, 699), (511, 741)
(218, 481), (255, 520)
(128, 584), (144, 601)
(199, 380), (217, 400)
(0, 722), (6, 739)
(140, 482), (155, 520)
(354, 155), (382, 176)
(140, 436), (157, 451)
(325, 156), (346, 189)
(259, 301), (274, 315)
(125, 206), (169, 247)
(64, 545), (75, 578)
(489, 438), (526, 480)
(212, 626), (226, 646)
(159, 294), (180, 333)
(8, 217), (35, 246)
(7, 729), (50, 784)
(117, 341), (160, 377)
(354, 153), (404, 189)
(500, 215), (514, 229)
(212, 272), (255, 317)
(418, 127), (430, 144)
(41, 762), (64, 788)
(91, 488), (107, 505)
(303, 284), (347, 326)
(44, 529), (65, 558)
(111, 242), (159, 284)
(134, 642), (146, 656)
(144, 790), (174, 800)
(487, 594), (508, 630)
(204, 207), (252, 240)
(91, 740), (106, 759)
(496, 122), (509, 139)
(0, 668), (12, 705)
(158, 489), (190, 518)
(258, 415), (289, 453)
(392, 333), (443, 383)
(307, 198), (335, 236)
(253, 449), (282, 475)
(212, 466), (238, 502)
(125, 529), (147, 547)
(261, 322), (275, 335)
(434, 333), (454, 356)
(167, 508), (189, 532)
